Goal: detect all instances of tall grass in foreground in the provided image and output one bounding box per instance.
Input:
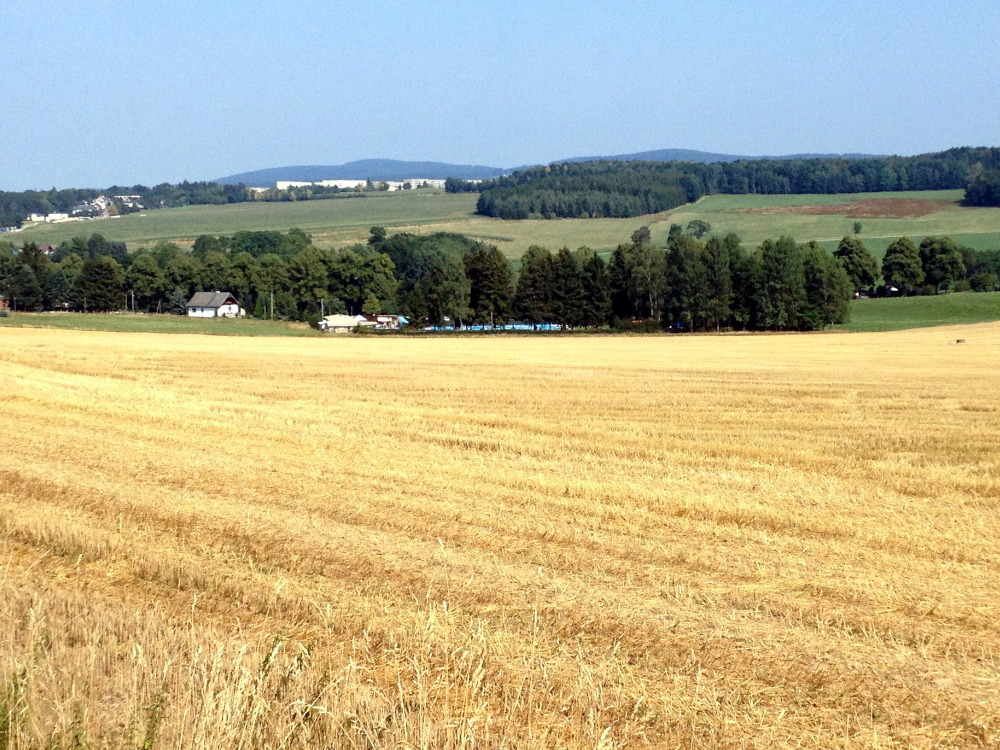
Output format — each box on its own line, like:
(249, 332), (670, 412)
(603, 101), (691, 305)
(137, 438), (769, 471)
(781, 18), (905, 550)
(1, 325), (998, 747)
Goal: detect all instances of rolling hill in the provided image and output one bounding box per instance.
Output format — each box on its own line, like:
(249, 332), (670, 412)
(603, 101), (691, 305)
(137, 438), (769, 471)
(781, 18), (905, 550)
(214, 150), (884, 187)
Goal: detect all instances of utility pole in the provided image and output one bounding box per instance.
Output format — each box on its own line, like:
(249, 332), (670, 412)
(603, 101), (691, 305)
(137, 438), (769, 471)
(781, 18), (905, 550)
(321, 297), (325, 319)
(270, 290), (274, 321)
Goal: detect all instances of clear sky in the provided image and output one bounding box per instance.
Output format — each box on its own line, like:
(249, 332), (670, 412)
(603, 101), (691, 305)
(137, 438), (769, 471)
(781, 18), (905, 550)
(2, 0), (998, 190)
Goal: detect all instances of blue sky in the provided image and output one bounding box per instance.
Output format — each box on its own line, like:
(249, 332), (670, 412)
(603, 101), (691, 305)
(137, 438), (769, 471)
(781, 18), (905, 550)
(2, 0), (997, 190)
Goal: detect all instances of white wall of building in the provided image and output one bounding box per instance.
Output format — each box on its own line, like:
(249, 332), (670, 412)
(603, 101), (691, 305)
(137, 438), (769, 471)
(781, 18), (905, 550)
(187, 303), (240, 318)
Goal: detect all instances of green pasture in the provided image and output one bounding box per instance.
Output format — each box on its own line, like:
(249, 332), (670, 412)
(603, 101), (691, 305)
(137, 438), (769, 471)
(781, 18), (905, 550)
(0, 312), (320, 337)
(836, 292), (1000, 332)
(661, 191), (1000, 256)
(9, 190), (476, 248)
(7, 188), (1000, 260)
(3, 292), (999, 335)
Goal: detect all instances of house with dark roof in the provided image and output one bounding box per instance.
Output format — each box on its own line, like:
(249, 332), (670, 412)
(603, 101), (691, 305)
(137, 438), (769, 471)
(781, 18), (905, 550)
(186, 291), (241, 318)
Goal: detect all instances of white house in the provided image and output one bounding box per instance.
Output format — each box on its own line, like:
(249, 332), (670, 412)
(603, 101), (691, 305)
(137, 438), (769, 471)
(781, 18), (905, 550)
(186, 291), (241, 318)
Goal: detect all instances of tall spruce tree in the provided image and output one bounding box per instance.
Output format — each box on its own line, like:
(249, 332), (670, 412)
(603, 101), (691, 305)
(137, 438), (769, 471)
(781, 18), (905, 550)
(607, 246), (633, 321)
(76, 256), (125, 312)
(578, 250), (611, 327)
(514, 246), (555, 327)
(464, 243), (513, 327)
(9, 264), (42, 311)
(551, 246), (585, 328)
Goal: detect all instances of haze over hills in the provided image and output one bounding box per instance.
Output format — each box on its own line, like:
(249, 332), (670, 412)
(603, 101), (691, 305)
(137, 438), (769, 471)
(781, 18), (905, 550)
(215, 149), (884, 186)
(214, 160), (509, 186)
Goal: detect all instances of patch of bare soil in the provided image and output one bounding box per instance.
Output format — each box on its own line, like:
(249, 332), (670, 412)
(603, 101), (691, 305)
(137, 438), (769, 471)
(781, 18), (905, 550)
(727, 198), (960, 219)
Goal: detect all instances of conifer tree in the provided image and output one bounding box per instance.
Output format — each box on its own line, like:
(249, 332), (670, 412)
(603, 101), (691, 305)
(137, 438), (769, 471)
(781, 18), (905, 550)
(578, 250), (611, 327)
(464, 243), (513, 327)
(551, 246), (585, 328)
(514, 246), (555, 327)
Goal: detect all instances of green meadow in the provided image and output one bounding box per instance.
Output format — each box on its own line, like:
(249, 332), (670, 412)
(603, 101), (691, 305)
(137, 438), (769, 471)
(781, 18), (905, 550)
(3, 292), (999, 335)
(835, 291), (1000, 332)
(0, 312), (320, 337)
(8, 188), (1000, 260)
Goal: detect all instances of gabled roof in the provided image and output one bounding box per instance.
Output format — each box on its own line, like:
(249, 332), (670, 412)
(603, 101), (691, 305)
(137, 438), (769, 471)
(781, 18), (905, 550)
(186, 291), (238, 308)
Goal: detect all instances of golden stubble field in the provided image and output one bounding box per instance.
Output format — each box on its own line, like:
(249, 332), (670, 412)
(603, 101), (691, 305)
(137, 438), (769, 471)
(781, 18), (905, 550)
(1, 325), (998, 748)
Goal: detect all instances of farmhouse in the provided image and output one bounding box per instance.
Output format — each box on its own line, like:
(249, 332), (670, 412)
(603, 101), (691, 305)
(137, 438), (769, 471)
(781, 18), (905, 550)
(185, 291), (241, 318)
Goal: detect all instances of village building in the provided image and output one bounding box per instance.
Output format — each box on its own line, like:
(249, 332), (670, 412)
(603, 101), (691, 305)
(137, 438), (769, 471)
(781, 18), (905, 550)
(185, 291), (241, 318)
(318, 314), (379, 332)
(362, 313), (409, 330)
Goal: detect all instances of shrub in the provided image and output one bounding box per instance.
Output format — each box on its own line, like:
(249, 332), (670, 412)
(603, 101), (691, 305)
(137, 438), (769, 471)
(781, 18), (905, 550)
(0, 308), (9, 318)
(969, 273), (998, 292)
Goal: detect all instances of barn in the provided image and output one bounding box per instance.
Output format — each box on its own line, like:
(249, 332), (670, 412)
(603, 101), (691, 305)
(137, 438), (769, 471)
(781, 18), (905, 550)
(185, 292), (241, 318)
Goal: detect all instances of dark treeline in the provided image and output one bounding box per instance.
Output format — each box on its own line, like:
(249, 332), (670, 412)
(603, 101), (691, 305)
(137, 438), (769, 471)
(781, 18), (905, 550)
(512, 229), (852, 332)
(465, 147), (1000, 219)
(3, 227), (998, 330)
(963, 168), (1000, 207)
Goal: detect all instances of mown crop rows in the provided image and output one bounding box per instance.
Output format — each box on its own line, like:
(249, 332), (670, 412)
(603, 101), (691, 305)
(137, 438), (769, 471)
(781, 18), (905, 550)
(1, 326), (998, 748)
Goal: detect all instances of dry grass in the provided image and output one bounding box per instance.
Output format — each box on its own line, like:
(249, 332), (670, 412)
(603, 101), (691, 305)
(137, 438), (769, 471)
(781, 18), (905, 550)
(1, 326), (999, 748)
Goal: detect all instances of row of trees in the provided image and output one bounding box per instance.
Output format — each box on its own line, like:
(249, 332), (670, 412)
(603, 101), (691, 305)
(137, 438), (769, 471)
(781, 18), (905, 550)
(3, 228), (997, 330)
(466, 148), (1000, 220)
(832, 235), (1000, 295)
(0, 232), (399, 318)
(506, 230), (851, 331)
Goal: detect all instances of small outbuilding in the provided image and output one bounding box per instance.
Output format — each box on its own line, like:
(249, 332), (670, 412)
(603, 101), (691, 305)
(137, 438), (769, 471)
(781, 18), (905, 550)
(318, 314), (374, 332)
(186, 291), (241, 318)
(362, 314), (409, 330)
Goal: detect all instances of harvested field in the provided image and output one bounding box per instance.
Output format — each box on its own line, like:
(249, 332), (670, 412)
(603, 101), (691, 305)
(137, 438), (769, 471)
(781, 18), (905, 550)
(1, 326), (999, 748)
(726, 197), (960, 219)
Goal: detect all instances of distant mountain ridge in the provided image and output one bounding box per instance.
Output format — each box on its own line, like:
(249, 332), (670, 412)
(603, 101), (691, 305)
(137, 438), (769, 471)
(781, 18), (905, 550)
(215, 150), (885, 186)
(215, 159), (509, 186)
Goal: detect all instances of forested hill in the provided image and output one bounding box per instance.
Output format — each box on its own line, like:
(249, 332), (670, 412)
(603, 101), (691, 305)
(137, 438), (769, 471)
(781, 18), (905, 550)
(473, 147), (1000, 220)
(558, 148), (881, 164)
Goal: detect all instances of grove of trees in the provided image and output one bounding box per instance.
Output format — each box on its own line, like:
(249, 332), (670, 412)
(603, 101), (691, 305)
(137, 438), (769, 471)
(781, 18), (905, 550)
(2, 227), (998, 331)
(464, 147), (1000, 219)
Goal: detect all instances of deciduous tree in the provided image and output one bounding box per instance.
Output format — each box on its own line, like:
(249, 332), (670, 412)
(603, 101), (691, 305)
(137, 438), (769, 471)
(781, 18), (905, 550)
(834, 236), (879, 293)
(881, 237), (924, 294)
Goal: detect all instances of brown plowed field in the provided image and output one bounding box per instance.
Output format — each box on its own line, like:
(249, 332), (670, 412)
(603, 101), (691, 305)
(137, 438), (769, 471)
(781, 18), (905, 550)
(728, 197), (960, 219)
